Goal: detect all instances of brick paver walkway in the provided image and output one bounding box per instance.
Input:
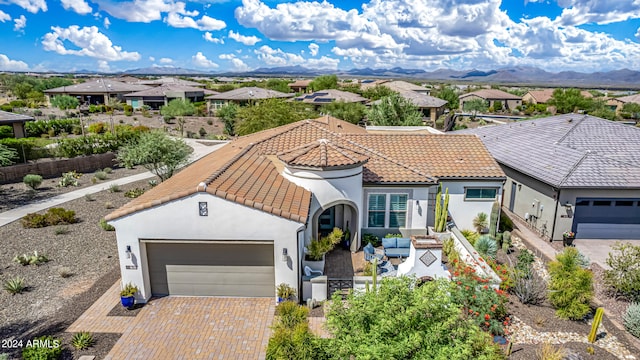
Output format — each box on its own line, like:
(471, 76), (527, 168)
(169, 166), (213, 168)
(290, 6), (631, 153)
(68, 281), (275, 359)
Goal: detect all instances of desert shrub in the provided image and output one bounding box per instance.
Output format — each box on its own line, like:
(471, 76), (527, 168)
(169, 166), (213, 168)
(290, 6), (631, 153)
(124, 187), (145, 198)
(14, 251), (49, 266)
(361, 233), (381, 247)
(604, 243), (640, 301)
(623, 302), (640, 338)
(103, 167), (113, 174)
(58, 171), (81, 187)
(548, 247), (594, 320)
(109, 184), (121, 193)
(474, 235), (498, 259)
(512, 271), (546, 305)
(54, 226), (69, 235)
(58, 266), (73, 278)
(71, 331), (94, 350)
(515, 249), (535, 275)
(94, 170), (108, 180)
(44, 207), (77, 225)
(460, 229), (479, 245)
(21, 213), (48, 228)
(22, 335), (62, 360)
(84, 194), (95, 202)
(3, 277), (26, 294)
(23, 174), (43, 190)
(535, 342), (565, 360)
(99, 218), (115, 231)
(88, 122), (107, 134)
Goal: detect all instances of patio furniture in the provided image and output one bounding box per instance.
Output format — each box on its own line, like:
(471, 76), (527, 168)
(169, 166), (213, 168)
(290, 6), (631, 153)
(382, 237), (411, 258)
(363, 243), (384, 262)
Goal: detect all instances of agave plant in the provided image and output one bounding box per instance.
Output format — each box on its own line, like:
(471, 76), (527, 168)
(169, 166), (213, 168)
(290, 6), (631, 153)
(474, 235), (498, 260)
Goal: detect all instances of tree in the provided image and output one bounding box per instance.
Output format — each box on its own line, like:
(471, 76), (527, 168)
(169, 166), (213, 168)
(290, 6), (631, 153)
(116, 131), (192, 182)
(622, 102), (640, 121)
(264, 79), (291, 93)
(217, 103), (238, 136)
(361, 85), (396, 101)
(548, 88), (591, 114)
(587, 98), (617, 120)
(161, 99), (196, 136)
(50, 95), (79, 110)
(324, 277), (503, 359)
(0, 143), (17, 166)
(463, 98), (488, 119)
(309, 74), (338, 91)
(319, 101), (367, 124)
(13, 82), (34, 100)
(432, 86), (459, 110)
(367, 93), (423, 126)
(235, 99), (317, 136)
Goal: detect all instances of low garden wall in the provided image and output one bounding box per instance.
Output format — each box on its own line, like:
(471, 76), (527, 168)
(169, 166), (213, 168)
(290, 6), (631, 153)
(449, 226), (502, 288)
(0, 153), (117, 184)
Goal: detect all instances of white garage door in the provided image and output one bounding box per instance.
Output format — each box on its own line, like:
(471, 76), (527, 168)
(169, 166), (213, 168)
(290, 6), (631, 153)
(146, 242), (275, 297)
(573, 198), (640, 239)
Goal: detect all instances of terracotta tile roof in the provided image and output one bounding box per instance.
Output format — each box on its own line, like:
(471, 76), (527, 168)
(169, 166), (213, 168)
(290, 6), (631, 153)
(107, 116), (504, 222)
(460, 89), (521, 100)
(525, 89), (593, 104)
(278, 139), (369, 169)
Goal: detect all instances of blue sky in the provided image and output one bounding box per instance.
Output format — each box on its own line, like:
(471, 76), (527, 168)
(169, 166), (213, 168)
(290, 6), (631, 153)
(1, 0), (640, 73)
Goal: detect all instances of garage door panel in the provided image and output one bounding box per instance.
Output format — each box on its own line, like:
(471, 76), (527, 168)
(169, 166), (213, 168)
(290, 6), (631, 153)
(574, 198), (640, 240)
(147, 242), (275, 297)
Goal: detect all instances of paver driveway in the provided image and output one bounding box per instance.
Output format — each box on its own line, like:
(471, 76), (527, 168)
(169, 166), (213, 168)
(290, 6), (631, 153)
(105, 297), (274, 360)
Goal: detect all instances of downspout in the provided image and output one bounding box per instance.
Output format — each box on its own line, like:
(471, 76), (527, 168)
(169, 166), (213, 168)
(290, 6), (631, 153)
(550, 187), (560, 242)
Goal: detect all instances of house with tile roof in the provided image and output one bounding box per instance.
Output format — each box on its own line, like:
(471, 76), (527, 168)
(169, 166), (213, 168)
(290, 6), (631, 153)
(459, 89), (522, 112)
(123, 85), (219, 110)
(293, 89), (368, 106)
(106, 116), (504, 302)
(522, 89), (593, 105)
(456, 114), (640, 241)
(205, 87), (294, 114)
(44, 79), (151, 106)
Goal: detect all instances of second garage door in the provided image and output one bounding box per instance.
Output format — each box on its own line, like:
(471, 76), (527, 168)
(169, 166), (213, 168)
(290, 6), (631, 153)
(573, 198), (640, 239)
(146, 242), (275, 297)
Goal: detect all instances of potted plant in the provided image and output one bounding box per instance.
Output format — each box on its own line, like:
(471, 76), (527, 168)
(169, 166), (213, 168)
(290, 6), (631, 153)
(120, 282), (138, 309)
(276, 283), (295, 303)
(563, 230), (576, 247)
(303, 228), (343, 272)
(428, 184), (451, 240)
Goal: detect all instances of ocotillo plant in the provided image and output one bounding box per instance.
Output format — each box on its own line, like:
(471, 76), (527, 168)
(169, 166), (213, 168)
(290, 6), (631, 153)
(588, 307), (604, 343)
(434, 185), (450, 232)
(489, 201), (500, 238)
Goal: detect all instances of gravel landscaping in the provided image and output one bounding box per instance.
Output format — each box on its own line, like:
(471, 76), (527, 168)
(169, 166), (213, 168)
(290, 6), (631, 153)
(0, 170), (151, 359)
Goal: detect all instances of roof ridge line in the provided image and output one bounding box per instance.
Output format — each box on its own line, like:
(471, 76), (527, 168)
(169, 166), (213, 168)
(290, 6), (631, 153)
(555, 114), (587, 145)
(559, 149), (590, 187)
(325, 140), (369, 162)
(203, 145), (256, 184)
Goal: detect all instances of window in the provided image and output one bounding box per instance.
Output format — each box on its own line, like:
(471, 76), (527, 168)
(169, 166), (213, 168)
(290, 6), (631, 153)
(367, 193), (408, 228)
(465, 188), (498, 200)
(615, 200), (634, 207)
(367, 194), (386, 228)
(389, 194), (408, 228)
(593, 200), (611, 206)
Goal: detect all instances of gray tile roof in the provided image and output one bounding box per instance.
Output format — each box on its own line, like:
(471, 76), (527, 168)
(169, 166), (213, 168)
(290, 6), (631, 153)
(0, 110), (34, 124)
(454, 114), (640, 189)
(294, 89), (367, 103)
(134, 77), (205, 87)
(459, 89), (521, 100)
(44, 79), (151, 94)
(205, 87), (293, 101)
(395, 91), (447, 108)
(123, 85), (218, 97)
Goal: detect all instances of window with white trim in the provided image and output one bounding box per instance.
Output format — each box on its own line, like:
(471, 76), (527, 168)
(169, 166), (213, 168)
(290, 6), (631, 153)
(367, 193), (408, 228)
(465, 188), (498, 200)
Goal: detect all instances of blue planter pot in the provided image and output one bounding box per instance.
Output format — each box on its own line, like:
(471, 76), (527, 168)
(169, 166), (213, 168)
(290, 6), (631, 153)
(121, 295), (135, 308)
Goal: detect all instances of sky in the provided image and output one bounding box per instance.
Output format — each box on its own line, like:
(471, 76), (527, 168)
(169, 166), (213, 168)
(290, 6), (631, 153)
(1, 0), (640, 74)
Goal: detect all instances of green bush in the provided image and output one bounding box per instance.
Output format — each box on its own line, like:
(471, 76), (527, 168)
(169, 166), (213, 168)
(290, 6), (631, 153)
(548, 247), (594, 320)
(109, 184), (121, 193)
(88, 122), (107, 134)
(604, 243), (640, 301)
(22, 207), (77, 228)
(23, 174), (43, 190)
(266, 302), (321, 360)
(460, 229), (479, 245)
(0, 125), (13, 139)
(3, 276), (26, 294)
(103, 167), (113, 174)
(71, 332), (94, 350)
(124, 187), (145, 198)
(22, 335), (62, 360)
(58, 171), (80, 187)
(14, 251), (49, 266)
(361, 233), (381, 247)
(99, 218), (115, 231)
(25, 119), (79, 137)
(623, 302), (640, 338)
(0, 137), (49, 162)
(94, 170), (108, 180)
(474, 235), (498, 260)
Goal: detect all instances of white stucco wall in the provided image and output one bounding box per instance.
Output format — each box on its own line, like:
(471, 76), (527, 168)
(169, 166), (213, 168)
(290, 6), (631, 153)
(109, 192), (304, 302)
(440, 180), (504, 232)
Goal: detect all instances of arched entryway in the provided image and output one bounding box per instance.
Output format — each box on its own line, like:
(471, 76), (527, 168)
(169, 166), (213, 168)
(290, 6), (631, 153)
(311, 200), (359, 253)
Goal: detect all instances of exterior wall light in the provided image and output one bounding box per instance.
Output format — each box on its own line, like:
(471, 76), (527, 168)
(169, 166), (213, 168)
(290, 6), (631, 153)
(125, 245), (132, 259)
(281, 248), (288, 262)
(199, 202), (208, 216)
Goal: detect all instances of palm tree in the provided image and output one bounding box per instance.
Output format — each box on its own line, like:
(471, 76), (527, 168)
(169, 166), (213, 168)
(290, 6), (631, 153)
(473, 212), (489, 234)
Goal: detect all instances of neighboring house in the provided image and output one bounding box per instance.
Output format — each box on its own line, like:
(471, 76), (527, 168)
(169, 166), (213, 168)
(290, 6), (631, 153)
(288, 79), (312, 93)
(456, 114), (640, 240)
(205, 87), (294, 114)
(617, 93), (640, 106)
(44, 79), (151, 106)
(106, 116), (504, 302)
(522, 89), (593, 105)
(0, 110), (34, 138)
(371, 91), (447, 124)
(130, 77), (206, 88)
(293, 89), (368, 106)
(123, 85), (219, 110)
(382, 80), (431, 96)
(459, 89), (521, 111)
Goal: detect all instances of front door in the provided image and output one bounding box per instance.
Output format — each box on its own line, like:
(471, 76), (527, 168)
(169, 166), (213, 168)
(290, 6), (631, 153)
(318, 207), (335, 237)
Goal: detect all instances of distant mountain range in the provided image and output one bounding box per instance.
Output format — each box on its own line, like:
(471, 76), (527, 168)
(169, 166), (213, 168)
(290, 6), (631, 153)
(115, 65), (640, 88)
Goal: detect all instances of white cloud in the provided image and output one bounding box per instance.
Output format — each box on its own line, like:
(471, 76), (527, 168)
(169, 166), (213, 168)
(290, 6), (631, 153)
(192, 51), (218, 68)
(254, 45), (304, 66)
(228, 30), (260, 45)
(308, 43), (319, 56)
(13, 15), (26, 32)
(218, 53), (250, 71)
(554, 1), (640, 26)
(164, 13), (226, 30)
(218, 53), (234, 60)
(0, 53), (29, 71)
(0, 10), (11, 22)
(149, 56), (155, 61)
(7, 0), (47, 13)
(61, 0), (92, 15)
(159, 57), (173, 63)
(42, 25), (141, 61)
(97, 60), (111, 72)
(104, 17), (111, 29)
(96, 0), (197, 23)
(306, 56), (339, 70)
(203, 32), (224, 43)
(636, 27), (640, 39)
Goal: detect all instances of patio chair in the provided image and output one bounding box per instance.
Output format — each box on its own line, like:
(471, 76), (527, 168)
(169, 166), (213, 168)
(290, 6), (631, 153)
(363, 243), (384, 262)
(304, 266), (323, 277)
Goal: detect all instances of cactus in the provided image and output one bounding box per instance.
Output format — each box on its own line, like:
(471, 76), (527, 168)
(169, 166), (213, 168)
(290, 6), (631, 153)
(489, 201), (500, 238)
(502, 231), (512, 253)
(588, 307), (604, 343)
(434, 185), (450, 232)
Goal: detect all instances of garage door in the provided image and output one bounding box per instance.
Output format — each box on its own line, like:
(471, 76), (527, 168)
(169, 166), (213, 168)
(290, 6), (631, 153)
(573, 198), (640, 239)
(146, 242), (275, 297)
